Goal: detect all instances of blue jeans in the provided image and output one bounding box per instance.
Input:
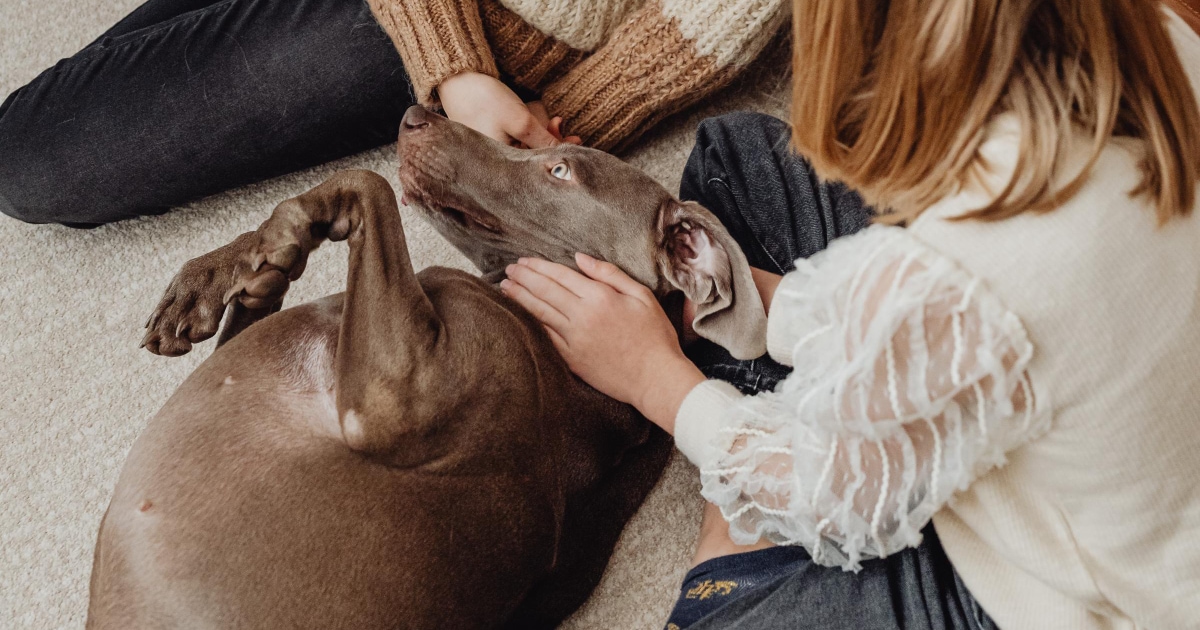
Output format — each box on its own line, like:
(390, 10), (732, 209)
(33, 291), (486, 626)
(673, 112), (997, 630)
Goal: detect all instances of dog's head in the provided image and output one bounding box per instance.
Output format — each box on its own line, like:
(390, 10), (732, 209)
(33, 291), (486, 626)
(396, 106), (766, 360)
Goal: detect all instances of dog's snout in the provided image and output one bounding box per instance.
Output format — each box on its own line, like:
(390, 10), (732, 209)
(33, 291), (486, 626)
(402, 106), (431, 131)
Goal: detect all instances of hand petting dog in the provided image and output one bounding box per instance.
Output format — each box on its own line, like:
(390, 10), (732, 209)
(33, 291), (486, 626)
(502, 253), (705, 435)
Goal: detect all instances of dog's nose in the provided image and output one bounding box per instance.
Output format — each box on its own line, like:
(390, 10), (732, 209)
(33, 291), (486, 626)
(401, 106), (431, 130)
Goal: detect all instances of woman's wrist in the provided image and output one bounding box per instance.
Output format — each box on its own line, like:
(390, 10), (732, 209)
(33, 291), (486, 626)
(634, 354), (706, 436)
(653, 269), (778, 433)
(750, 267), (783, 315)
(436, 71), (485, 106)
(437, 72), (562, 148)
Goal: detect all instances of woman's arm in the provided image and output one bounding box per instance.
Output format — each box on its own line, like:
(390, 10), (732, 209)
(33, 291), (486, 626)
(365, 0), (497, 109)
(366, 0), (566, 147)
(675, 225), (1045, 569)
(540, 0), (791, 151)
(500, 252), (705, 435)
(503, 226), (1047, 571)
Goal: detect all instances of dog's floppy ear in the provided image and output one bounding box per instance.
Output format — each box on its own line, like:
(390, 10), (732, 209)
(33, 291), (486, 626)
(656, 200), (767, 360)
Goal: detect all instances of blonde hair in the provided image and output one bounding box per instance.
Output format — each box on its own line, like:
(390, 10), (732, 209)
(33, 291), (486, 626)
(791, 0), (1200, 224)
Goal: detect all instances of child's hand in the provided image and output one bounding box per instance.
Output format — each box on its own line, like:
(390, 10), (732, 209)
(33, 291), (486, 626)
(439, 73), (574, 148)
(500, 253), (705, 434)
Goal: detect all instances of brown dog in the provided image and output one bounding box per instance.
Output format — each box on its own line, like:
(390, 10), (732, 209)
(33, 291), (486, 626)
(87, 106), (766, 629)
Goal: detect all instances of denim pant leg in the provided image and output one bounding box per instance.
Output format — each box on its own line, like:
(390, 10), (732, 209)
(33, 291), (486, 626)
(685, 527), (996, 630)
(84, 0), (237, 46)
(0, 0), (412, 226)
(679, 111), (871, 394)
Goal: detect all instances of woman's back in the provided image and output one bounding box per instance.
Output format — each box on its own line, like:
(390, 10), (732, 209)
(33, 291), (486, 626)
(916, 12), (1200, 627)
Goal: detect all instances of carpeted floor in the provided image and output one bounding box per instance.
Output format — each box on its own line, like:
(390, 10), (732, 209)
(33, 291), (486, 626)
(0, 1), (790, 627)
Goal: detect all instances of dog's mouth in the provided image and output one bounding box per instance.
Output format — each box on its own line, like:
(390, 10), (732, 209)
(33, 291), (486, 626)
(401, 190), (504, 235)
(437, 203), (502, 234)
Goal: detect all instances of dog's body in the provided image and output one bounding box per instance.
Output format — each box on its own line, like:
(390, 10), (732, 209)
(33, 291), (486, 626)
(90, 269), (666, 629)
(88, 107), (765, 629)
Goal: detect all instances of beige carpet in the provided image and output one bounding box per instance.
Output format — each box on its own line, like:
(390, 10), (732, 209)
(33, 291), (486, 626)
(0, 2), (789, 627)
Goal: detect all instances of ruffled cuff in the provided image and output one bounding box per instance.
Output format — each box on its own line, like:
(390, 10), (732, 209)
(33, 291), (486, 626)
(673, 379), (743, 467)
(765, 270), (810, 366)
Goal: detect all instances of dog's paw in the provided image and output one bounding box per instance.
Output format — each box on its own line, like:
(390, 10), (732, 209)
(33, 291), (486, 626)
(142, 223), (312, 356)
(220, 221), (311, 309)
(142, 251), (236, 357)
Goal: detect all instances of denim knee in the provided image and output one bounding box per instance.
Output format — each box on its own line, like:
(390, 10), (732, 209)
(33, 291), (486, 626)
(680, 112), (799, 272)
(0, 156), (51, 225)
(0, 109), (149, 227)
(0, 152), (96, 227)
(693, 111), (791, 159)
(0, 196), (37, 225)
(681, 111), (872, 272)
(0, 90), (81, 225)
(681, 112), (791, 225)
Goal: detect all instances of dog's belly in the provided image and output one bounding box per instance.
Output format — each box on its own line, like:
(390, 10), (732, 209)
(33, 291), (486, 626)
(88, 296), (557, 629)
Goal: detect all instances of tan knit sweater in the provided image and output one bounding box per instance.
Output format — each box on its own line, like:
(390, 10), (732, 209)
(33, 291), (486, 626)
(365, 0), (789, 150)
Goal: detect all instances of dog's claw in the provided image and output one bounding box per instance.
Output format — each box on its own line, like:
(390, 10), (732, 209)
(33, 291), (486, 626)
(222, 282), (245, 305)
(143, 228), (304, 357)
(147, 307), (165, 332)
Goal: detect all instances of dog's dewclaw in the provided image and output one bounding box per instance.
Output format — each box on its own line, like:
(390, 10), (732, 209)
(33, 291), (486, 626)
(222, 282), (246, 305)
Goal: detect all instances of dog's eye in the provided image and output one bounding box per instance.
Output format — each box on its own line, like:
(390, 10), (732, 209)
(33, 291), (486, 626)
(550, 163), (572, 180)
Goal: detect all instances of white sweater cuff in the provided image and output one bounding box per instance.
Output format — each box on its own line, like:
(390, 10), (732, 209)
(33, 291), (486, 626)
(673, 379), (744, 467)
(765, 271), (805, 366)
(765, 313), (794, 366)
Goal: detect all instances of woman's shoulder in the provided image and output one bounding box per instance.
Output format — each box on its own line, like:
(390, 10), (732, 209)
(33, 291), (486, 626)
(910, 107), (1188, 253)
(904, 116), (1199, 377)
(911, 129), (1193, 277)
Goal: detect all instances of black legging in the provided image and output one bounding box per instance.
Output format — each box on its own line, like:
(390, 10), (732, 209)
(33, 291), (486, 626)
(0, 0), (412, 226)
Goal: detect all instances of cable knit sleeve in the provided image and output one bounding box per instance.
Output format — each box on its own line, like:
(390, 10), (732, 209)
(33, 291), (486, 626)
(674, 224), (1050, 571)
(541, 0), (789, 151)
(366, 0), (500, 108)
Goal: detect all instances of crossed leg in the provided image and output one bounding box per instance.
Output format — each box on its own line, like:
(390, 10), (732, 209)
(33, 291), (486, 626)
(0, 0), (410, 225)
(692, 502), (774, 567)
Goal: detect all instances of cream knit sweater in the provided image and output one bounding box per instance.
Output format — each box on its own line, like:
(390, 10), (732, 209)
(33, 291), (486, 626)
(674, 8), (1200, 629)
(365, 0), (789, 150)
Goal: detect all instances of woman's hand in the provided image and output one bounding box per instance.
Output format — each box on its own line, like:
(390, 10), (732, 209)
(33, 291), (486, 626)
(501, 253), (705, 433)
(438, 72), (579, 148)
(526, 101), (582, 146)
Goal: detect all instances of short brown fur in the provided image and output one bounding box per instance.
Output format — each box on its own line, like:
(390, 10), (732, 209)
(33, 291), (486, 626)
(89, 108), (765, 629)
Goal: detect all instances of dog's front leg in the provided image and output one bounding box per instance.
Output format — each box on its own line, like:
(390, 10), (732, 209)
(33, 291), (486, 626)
(305, 172), (451, 462)
(142, 230), (269, 356)
(234, 170), (451, 463)
(219, 168), (451, 460)
(144, 169), (451, 462)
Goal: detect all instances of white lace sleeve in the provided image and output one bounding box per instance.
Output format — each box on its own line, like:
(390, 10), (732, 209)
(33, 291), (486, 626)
(680, 224), (1049, 571)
